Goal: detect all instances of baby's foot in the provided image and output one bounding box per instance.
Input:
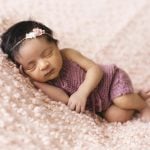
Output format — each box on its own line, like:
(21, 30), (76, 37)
(138, 88), (150, 100)
(140, 106), (150, 122)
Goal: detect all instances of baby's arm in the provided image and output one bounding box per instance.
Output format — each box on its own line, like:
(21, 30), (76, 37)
(61, 48), (103, 112)
(33, 81), (69, 104)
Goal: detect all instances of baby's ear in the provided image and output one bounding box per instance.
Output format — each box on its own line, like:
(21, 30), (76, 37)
(19, 65), (27, 77)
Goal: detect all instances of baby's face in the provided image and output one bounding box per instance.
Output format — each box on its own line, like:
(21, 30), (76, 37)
(15, 37), (63, 82)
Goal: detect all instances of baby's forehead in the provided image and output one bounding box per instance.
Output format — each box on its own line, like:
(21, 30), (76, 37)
(18, 38), (45, 52)
(16, 39), (54, 58)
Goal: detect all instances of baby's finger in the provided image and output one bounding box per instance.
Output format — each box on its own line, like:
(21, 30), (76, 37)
(69, 103), (76, 111)
(76, 104), (81, 113)
(81, 105), (85, 113)
(67, 100), (71, 107)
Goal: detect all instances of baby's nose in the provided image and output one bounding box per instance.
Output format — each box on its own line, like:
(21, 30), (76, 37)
(38, 59), (50, 70)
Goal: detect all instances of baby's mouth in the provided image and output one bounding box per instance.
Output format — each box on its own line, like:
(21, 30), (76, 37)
(45, 68), (55, 77)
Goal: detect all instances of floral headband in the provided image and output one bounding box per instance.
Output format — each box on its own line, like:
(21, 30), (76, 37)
(11, 28), (48, 50)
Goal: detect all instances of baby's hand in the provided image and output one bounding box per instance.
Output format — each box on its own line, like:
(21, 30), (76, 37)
(68, 91), (87, 113)
(141, 106), (150, 122)
(32, 81), (43, 89)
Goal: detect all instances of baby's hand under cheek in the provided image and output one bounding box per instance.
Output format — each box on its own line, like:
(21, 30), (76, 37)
(32, 80), (41, 89)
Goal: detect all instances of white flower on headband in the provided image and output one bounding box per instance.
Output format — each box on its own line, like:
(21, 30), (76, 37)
(25, 28), (45, 39)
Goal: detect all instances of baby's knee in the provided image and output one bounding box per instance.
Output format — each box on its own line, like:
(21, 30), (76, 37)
(113, 94), (146, 110)
(113, 94), (134, 107)
(104, 105), (134, 123)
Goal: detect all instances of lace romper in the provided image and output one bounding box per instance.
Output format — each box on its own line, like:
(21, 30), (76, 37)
(48, 59), (133, 112)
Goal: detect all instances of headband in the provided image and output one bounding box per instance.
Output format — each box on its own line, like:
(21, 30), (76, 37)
(11, 28), (49, 50)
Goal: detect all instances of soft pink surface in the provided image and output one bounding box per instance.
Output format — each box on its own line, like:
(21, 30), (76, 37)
(0, 0), (150, 149)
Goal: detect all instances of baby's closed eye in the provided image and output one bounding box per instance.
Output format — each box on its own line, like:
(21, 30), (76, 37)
(25, 61), (36, 70)
(42, 49), (53, 57)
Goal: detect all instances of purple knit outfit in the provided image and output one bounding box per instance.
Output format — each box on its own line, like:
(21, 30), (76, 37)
(49, 59), (133, 112)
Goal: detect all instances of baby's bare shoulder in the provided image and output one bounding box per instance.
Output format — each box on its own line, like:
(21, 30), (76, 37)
(60, 48), (77, 53)
(60, 48), (80, 58)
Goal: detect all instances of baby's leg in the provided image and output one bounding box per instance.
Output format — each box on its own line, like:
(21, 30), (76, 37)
(108, 66), (150, 122)
(113, 93), (150, 121)
(113, 93), (146, 110)
(104, 105), (134, 122)
(104, 93), (150, 122)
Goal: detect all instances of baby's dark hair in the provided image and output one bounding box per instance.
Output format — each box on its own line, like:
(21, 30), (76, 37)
(0, 20), (58, 64)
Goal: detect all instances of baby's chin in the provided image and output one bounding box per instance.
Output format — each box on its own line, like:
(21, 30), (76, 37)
(33, 77), (53, 83)
(35, 79), (48, 83)
(30, 77), (47, 83)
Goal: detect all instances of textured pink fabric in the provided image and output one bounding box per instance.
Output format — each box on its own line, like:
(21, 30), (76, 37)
(49, 59), (133, 112)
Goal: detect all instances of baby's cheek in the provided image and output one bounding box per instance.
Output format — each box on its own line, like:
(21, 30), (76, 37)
(26, 70), (46, 82)
(27, 72), (39, 80)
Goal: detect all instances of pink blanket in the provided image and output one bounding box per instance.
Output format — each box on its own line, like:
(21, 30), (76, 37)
(0, 0), (150, 149)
